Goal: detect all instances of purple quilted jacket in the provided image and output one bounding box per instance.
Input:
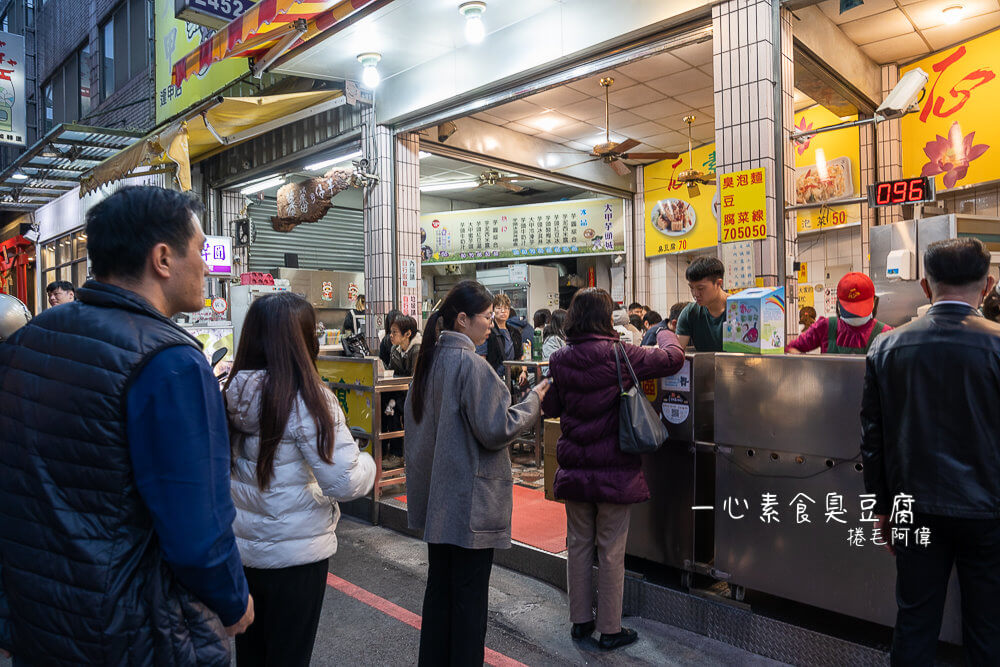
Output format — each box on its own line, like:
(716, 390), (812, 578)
(542, 330), (685, 504)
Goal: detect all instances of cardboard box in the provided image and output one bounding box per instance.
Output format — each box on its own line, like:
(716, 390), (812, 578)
(723, 286), (786, 354)
(543, 419), (562, 503)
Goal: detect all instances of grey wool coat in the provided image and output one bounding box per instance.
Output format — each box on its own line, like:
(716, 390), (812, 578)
(404, 330), (541, 549)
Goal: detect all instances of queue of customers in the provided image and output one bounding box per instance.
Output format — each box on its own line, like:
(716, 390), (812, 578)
(1, 185), (999, 665)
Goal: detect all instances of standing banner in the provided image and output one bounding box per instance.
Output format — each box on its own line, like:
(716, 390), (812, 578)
(901, 29), (998, 192)
(0, 32), (26, 146)
(155, 0), (249, 124)
(643, 143), (718, 257)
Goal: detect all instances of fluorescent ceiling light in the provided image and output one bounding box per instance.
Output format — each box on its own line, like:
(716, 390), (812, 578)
(11, 172), (28, 180)
(306, 150), (362, 171)
(420, 180), (479, 192)
(240, 176), (285, 195)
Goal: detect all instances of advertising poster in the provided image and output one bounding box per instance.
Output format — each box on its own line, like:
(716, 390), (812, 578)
(154, 0), (249, 124)
(643, 143), (718, 257)
(793, 105), (862, 233)
(419, 197), (624, 265)
(901, 29), (998, 191)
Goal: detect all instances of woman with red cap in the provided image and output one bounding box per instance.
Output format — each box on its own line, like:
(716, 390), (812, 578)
(787, 273), (893, 354)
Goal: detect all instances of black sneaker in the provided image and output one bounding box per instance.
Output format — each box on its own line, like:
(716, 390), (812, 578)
(598, 627), (638, 650)
(570, 621), (595, 641)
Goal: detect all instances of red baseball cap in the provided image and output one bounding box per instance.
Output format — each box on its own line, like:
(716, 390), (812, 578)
(837, 272), (876, 318)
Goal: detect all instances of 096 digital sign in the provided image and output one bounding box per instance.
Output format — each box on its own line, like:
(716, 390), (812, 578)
(866, 177), (936, 208)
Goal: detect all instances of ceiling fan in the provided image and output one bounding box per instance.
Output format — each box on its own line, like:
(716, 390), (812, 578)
(557, 77), (679, 176)
(477, 170), (534, 192)
(674, 114), (716, 196)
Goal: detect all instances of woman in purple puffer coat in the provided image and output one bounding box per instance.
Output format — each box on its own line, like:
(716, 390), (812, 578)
(542, 288), (684, 650)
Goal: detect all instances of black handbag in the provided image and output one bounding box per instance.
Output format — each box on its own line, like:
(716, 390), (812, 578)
(614, 342), (669, 454)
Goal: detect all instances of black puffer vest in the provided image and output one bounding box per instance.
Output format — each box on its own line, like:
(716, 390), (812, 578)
(0, 281), (230, 665)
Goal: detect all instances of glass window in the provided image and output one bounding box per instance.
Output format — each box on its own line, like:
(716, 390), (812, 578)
(128, 0), (147, 78)
(72, 261), (87, 287)
(74, 231), (87, 257)
(41, 82), (53, 132)
(102, 19), (115, 98)
(1, 10), (8, 32)
(79, 45), (91, 118)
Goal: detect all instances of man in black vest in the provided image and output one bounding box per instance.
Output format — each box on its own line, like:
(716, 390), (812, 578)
(861, 238), (1000, 665)
(0, 186), (253, 664)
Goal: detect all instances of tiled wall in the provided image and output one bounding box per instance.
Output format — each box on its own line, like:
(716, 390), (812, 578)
(647, 254), (695, 316)
(632, 167), (650, 307)
(877, 65), (905, 225)
(713, 0), (797, 327)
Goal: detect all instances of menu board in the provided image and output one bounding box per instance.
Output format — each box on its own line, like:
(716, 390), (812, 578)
(419, 197), (624, 265)
(793, 105), (862, 233)
(643, 143), (718, 257)
(719, 167), (767, 242)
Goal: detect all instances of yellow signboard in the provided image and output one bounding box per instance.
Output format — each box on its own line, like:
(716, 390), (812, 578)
(719, 167), (767, 242)
(901, 28), (999, 191)
(316, 358), (375, 454)
(793, 105), (862, 233)
(154, 0), (250, 124)
(643, 143), (718, 257)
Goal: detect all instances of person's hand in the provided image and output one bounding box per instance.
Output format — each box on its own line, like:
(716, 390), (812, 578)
(876, 514), (895, 556)
(225, 595), (255, 636)
(518, 370), (528, 386)
(1, 649), (10, 659)
(532, 378), (552, 401)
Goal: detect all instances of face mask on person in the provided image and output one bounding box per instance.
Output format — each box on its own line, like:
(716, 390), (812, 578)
(839, 304), (872, 327)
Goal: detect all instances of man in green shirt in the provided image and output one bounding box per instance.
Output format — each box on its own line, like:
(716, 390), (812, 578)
(675, 256), (726, 352)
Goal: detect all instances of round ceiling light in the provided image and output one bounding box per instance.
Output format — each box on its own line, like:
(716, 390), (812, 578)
(460, 2), (487, 44)
(357, 52), (382, 89)
(942, 4), (964, 25)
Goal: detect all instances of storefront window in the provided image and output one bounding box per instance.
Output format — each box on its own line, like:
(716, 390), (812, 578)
(41, 230), (88, 305)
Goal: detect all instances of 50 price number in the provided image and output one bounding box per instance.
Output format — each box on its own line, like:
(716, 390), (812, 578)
(722, 224), (766, 241)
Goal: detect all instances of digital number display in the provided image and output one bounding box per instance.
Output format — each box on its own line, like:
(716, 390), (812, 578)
(866, 177), (935, 208)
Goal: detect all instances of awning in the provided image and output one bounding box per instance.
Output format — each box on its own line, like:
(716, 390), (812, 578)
(80, 90), (347, 195)
(172, 0), (380, 87)
(0, 125), (142, 211)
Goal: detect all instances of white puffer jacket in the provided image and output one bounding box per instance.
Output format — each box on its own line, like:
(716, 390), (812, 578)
(226, 370), (376, 569)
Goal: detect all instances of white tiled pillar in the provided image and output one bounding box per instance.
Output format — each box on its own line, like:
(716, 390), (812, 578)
(877, 65), (905, 225)
(859, 123), (876, 272)
(395, 132), (422, 327)
(362, 111), (395, 349)
(713, 0), (797, 325)
(632, 166), (650, 307)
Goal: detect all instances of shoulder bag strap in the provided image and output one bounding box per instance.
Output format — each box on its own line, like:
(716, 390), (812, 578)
(613, 342), (626, 393)
(619, 342), (642, 388)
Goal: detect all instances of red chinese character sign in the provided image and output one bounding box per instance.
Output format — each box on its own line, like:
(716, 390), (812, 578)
(0, 32), (26, 147)
(901, 29), (998, 191)
(719, 167), (767, 243)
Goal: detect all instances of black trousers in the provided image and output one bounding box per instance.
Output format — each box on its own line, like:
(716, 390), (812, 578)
(418, 543), (495, 667)
(235, 558), (330, 667)
(891, 514), (1000, 666)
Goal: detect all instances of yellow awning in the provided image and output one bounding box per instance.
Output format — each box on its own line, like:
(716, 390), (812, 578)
(81, 90), (346, 195)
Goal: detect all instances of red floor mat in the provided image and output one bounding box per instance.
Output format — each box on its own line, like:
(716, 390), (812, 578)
(395, 488), (567, 554)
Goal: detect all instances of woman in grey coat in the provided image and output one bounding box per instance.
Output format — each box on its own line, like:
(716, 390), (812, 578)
(404, 280), (550, 667)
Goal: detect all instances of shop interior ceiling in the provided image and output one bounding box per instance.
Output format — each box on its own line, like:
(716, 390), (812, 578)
(469, 43), (715, 161)
(420, 154), (590, 207)
(817, 0), (1000, 64)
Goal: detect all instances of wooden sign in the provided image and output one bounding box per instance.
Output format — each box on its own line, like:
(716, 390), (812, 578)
(271, 168), (353, 232)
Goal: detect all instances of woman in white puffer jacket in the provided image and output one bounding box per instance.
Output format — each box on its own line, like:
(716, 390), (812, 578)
(224, 292), (375, 667)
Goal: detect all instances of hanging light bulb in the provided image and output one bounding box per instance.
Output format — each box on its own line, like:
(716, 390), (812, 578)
(357, 53), (381, 89)
(460, 2), (487, 44)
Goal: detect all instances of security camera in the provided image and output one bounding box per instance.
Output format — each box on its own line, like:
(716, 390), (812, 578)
(437, 121), (458, 142)
(876, 68), (929, 119)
